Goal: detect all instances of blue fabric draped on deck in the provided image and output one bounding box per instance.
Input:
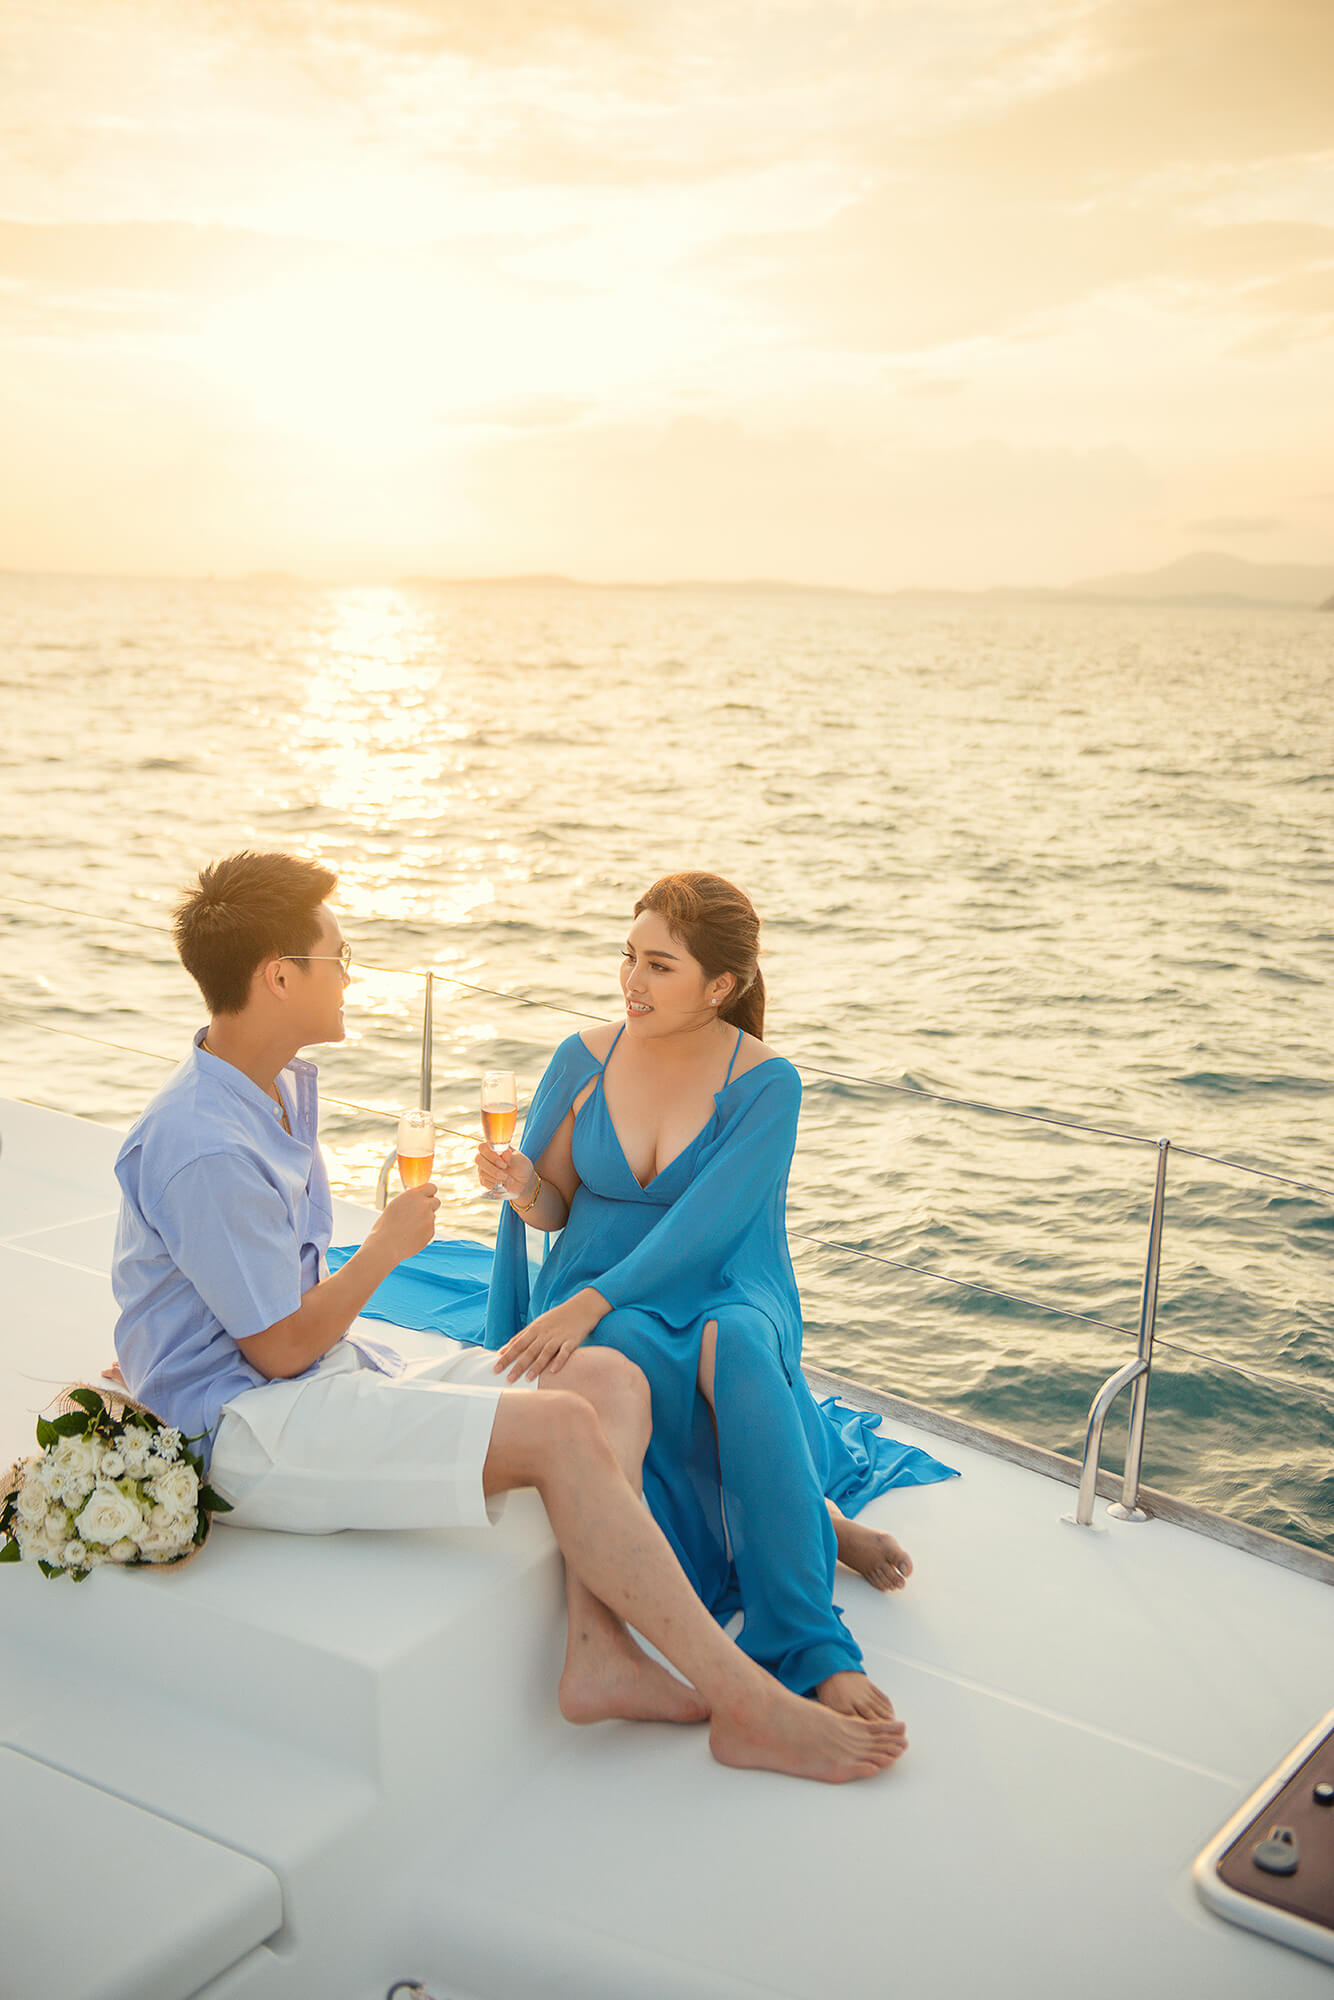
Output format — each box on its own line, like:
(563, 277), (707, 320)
(326, 1237), (494, 1344)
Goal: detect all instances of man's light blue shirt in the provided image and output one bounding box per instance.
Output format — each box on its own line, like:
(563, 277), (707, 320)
(113, 1031), (401, 1459)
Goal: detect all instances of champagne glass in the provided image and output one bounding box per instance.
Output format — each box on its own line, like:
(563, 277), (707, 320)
(481, 1071), (517, 1197)
(396, 1107), (436, 1190)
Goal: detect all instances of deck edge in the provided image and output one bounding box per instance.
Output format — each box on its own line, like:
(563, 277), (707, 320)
(806, 1365), (1334, 1587)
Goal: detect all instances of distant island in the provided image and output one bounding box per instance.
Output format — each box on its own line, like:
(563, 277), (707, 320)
(1062, 551), (1334, 609)
(6, 550), (1332, 607)
(399, 550), (1334, 611)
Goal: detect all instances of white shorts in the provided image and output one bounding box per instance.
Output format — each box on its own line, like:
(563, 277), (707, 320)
(211, 1335), (526, 1536)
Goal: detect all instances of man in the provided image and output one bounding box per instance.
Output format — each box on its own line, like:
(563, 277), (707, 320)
(113, 850), (904, 1783)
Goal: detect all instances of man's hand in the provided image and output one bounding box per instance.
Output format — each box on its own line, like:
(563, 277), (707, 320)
(367, 1182), (439, 1264)
(239, 1182), (440, 1382)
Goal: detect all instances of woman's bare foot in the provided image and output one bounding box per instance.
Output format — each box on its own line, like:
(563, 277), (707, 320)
(830, 1507), (913, 1591)
(814, 1670), (896, 1721)
(559, 1625), (711, 1726)
(710, 1686), (907, 1783)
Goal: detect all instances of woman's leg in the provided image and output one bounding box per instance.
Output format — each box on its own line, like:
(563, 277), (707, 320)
(586, 1308), (734, 1618)
(699, 1314), (896, 1719)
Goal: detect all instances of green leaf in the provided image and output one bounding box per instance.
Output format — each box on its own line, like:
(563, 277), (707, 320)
(67, 1388), (104, 1417)
(70, 1565), (91, 1582)
(0, 1537), (21, 1562)
(200, 1488), (233, 1514)
(37, 1560), (59, 1578)
(35, 1417), (57, 1449)
(49, 1411), (87, 1439)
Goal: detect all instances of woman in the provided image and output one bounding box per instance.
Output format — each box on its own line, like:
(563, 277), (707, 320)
(480, 873), (953, 1718)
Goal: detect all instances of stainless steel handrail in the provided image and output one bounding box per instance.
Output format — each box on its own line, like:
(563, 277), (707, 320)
(1067, 1357), (1149, 1528)
(1069, 1137), (1170, 1527)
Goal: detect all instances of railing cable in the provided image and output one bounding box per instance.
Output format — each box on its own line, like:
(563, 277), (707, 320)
(790, 1063), (1160, 1150)
(0, 1008), (177, 1067)
(1150, 1334), (1334, 1411)
(789, 1229), (1137, 1338)
(355, 960), (605, 1022)
(1168, 1145), (1334, 1201)
(0, 894), (173, 936)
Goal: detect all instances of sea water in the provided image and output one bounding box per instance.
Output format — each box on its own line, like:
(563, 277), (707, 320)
(1, 571), (1330, 1549)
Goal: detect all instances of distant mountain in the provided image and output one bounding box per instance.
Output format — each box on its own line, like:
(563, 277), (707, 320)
(1067, 550), (1334, 608)
(395, 554), (1333, 609)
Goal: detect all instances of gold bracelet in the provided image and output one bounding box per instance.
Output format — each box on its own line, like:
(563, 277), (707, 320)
(510, 1172), (542, 1216)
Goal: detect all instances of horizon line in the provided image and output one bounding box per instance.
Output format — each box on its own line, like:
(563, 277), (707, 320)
(1, 548), (1331, 609)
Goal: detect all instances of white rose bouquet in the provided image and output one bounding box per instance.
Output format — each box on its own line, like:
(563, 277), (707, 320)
(0, 1385), (231, 1580)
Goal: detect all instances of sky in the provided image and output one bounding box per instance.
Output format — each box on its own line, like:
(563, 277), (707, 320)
(1, 0), (1332, 590)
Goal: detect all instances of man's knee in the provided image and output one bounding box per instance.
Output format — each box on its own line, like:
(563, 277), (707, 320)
(533, 1385), (609, 1470)
(487, 1383), (606, 1496)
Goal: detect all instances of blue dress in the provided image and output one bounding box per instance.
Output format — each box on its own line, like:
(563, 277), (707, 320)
(486, 1027), (956, 1695)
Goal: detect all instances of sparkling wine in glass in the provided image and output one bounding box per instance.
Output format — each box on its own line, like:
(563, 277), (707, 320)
(481, 1071), (518, 1196)
(397, 1107), (436, 1190)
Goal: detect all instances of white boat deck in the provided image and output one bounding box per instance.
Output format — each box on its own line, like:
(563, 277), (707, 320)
(1, 1096), (1331, 2000)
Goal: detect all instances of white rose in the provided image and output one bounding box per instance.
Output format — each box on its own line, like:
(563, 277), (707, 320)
(17, 1517), (66, 1562)
(16, 1475), (48, 1526)
(99, 1451), (126, 1479)
(149, 1463), (199, 1520)
(75, 1484), (145, 1547)
(138, 1505), (193, 1561)
(45, 1508), (71, 1538)
(107, 1538), (140, 1564)
(62, 1538), (89, 1567)
(119, 1427), (153, 1474)
(52, 1435), (100, 1480)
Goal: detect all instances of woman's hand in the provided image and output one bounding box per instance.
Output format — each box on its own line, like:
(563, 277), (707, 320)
(492, 1289), (609, 1382)
(476, 1141), (535, 1204)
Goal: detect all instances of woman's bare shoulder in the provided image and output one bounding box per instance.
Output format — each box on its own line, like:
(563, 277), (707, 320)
(578, 1021), (620, 1061)
(729, 1032), (785, 1081)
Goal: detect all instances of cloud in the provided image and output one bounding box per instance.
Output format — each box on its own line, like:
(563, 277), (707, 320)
(1184, 516), (1280, 534)
(437, 413), (1157, 591)
(695, 183), (1334, 353)
(673, 0), (1334, 354)
(190, 0), (633, 65)
(0, 219), (328, 295)
(928, 0), (1334, 191)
